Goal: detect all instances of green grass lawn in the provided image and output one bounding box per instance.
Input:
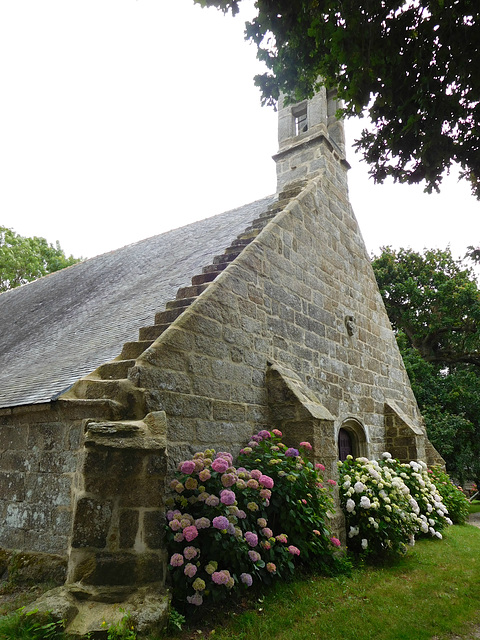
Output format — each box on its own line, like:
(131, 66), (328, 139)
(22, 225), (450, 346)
(174, 524), (480, 640)
(1, 525), (479, 640)
(468, 499), (480, 514)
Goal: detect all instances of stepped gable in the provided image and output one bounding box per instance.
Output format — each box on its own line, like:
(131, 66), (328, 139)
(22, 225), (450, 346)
(0, 195), (274, 409)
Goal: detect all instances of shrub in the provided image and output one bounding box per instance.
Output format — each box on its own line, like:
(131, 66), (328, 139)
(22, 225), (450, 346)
(166, 430), (344, 609)
(339, 455), (418, 558)
(166, 447), (295, 609)
(380, 457), (453, 534)
(237, 430), (343, 574)
(428, 466), (470, 524)
(338, 454), (453, 559)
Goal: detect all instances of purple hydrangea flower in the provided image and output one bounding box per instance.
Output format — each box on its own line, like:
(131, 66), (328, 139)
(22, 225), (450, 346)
(240, 573), (253, 587)
(199, 469), (211, 482)
(183, 525), (199, 542)
(248, 550), (261, 562)
(169, 553), (184, 567)
(168, 519), (182, 532)
(220, 489), (236, 505)
(285, 448), (299, 457)
(221, 473), (237, 487)
(217, 452), (233, 464)
(205, 494), (220, 507)
(184, 563), (197, 578)
(211, 458), (229, 473)
(245, 531), (258, 547)
(259, 474), (274, 489)
(257, 430), (271, 440)
(195, 517), (211, 529)
(212, 515), (229, 530)
(212, 570), (230, 585)
(180, 460), (196, 474)
(183, 546), (198, 560)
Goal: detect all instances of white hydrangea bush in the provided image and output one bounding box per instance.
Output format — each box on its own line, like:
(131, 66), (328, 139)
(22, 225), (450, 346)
(338, 454), (452, 558)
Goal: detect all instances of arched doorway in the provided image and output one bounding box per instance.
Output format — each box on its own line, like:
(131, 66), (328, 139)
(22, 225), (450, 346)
(337, 419), (368, 460)
(338, 428), (354, 461)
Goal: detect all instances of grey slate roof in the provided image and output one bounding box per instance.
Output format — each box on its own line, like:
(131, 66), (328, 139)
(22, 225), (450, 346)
(0, 196), (275, 409)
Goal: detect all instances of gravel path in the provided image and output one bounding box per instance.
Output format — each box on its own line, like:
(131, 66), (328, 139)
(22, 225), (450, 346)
(469, 512), (480, 528)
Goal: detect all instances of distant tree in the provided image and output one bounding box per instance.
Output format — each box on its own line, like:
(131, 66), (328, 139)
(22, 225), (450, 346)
(372, 247), (480, 484)
(466, 245), (480, 263)
(373, 246), (480, 368)
(0, 226), (81, 292)
(195, 0), (480, 198)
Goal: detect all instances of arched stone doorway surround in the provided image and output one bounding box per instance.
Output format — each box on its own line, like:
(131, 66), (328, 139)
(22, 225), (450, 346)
(337, 418), (368, 461)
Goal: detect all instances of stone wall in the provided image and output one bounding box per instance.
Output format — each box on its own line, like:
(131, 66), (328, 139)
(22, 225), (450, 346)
(131, 142), (426, 483)
(0, 403), (83, 559)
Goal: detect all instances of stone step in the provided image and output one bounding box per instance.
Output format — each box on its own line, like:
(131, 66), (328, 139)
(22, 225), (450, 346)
(236, 228), (260, 241)
(230, 237), (253, 248)
(69, 379), (147, 419)
(60, 397), (125, 421)
(222, 246), (242, 257)
(119, 341), (153, 359)
(165, 297), (196, 310)
(202, 262), (230, 274)
(154, 307), (187, 325)
(264, 200), (290, 215)
(176, 283), (209, 299)
(212, 251), (239, 266)
(96, 360), (136, 380)
(138, 323), (170, 341)
(73, 378), (127, 401)
(246, 213), (277, 231)
(191, 271), (221, 286)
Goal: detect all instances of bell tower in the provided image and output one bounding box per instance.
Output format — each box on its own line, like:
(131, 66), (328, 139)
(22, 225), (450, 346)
(273, 87), (349, 193)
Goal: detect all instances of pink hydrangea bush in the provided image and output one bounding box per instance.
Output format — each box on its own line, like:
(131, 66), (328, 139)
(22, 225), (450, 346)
(237, 430), (344, 575)
(166, 448), (293, 608)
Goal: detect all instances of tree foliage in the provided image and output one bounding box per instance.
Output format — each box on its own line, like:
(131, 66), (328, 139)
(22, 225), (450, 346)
(0, 226), (80, 292)
(373, 246), (480, 367)
(194, 0), (480, 198)
(372, 247), (480, 484)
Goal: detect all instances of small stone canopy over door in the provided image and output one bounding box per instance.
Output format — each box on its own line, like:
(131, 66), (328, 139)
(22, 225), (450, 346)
(337, 419), (368, 461)
(384, 400), (444, 466)
(266, 362), (337, 476)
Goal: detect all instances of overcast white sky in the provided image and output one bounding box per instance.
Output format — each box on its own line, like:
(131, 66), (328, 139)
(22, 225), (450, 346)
(1, 0), (478, 261)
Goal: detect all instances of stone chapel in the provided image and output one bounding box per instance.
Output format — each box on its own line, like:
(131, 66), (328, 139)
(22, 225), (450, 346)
(0, 88), (442, 634)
